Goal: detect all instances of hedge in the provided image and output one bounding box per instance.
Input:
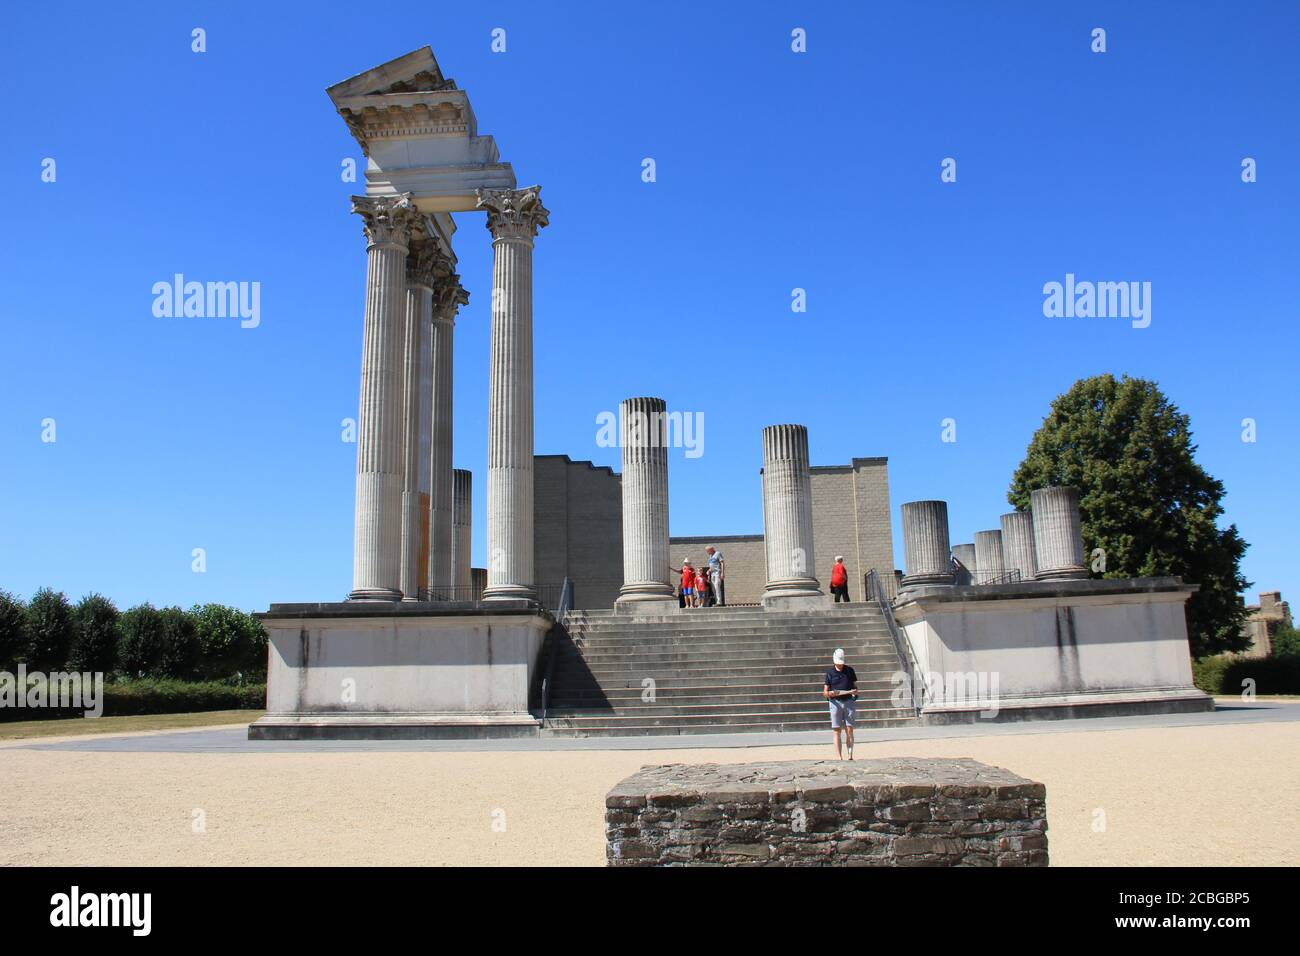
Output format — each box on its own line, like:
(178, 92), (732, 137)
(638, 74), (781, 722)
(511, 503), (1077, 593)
(1193, 655), (1300, 696)
(0, 678), (266, 723)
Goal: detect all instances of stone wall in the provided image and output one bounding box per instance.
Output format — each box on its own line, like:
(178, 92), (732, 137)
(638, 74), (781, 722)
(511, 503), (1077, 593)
(534, 453), (897, 608)
(605, 758), (1048, 867)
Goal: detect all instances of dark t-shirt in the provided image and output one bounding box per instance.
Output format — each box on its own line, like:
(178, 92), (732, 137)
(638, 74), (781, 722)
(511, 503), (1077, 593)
(824, 665), (857, 697)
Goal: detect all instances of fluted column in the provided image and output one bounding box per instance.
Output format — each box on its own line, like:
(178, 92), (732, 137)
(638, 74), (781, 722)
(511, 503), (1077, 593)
(477, 186), (549, 601)
(974, 530), (1005, 585)
(761, 424), (822, 604)
(428, 267), (467, 600)
(350, 194), (421, 600)
(617, 397), (674, 607)
(1031, 486), (1089, 580)
(900, 500), (954, 587)
(1000, 511), (1037, 583)
(400, 239), (436, 601)
(452, 468), (473, 594)
(951, 543), (977, 585)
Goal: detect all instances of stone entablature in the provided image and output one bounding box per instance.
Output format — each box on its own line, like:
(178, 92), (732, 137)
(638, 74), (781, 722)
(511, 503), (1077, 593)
(605, 758), (1048, 867)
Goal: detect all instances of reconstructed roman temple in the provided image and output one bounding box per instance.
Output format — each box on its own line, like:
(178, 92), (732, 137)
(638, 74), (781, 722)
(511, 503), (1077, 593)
(249, 47), (1211, 740)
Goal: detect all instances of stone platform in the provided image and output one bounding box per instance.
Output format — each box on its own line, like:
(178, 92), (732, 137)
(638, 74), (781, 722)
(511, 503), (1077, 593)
(248, 601), (551, 740)
(605, 757), (1048, 866)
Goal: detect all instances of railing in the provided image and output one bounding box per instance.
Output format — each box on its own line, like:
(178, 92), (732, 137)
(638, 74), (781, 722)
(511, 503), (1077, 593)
(865, 569), (925, 712)
(539, 577), (574, 722)
(970, 569), (1023, 586)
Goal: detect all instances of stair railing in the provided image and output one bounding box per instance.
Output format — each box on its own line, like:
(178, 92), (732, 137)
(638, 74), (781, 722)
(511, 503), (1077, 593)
(539, 577), (574, 723)
(865, 570), (925, 712)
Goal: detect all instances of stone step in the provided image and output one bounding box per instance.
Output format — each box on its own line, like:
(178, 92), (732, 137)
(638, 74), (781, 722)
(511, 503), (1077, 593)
(545, 699), (904, 719)
(548, 689), (903, 709)
(559, 641), (896, 662)
(551, 675), (901, 694)
(542, 710), (917, 736)
(556, 654), (902, 676)
(565, 610), (885, 627)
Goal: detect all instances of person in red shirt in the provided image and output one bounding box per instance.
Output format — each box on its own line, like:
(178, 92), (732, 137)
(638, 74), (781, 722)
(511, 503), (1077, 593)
(680, 560), (696, 607)
(830, 555), (850, 603)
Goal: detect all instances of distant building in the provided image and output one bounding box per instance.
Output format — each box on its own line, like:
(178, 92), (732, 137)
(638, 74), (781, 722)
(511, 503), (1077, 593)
(1237, 591), (1291, 658)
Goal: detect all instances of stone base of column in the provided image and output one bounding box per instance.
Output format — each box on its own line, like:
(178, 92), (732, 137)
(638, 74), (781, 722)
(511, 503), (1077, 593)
(348, 588), (403, 602)
(761, 580), (826, 609)
(482, 584), (536, 602)
(900, 572), (955, 589)
(615, 583), (677, 613)
(1034, 567), (1090, 581)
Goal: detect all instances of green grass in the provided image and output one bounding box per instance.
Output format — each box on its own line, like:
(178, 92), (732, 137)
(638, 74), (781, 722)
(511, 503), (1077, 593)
(0, 709), (265, 740)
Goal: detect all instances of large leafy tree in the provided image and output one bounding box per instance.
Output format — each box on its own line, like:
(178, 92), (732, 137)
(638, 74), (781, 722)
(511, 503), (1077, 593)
(1009, 374), (1250, 658)
(25, 588), (75, 670)
(69, 593), (121, 675)
(0, 590), (27, 670)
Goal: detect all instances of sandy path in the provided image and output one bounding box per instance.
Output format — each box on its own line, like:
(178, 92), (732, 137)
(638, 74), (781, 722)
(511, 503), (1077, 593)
(1, 721), (1295, 866)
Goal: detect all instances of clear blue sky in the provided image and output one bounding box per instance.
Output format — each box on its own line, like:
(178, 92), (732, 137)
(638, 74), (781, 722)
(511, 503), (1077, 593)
(2, 1), (1296, 611)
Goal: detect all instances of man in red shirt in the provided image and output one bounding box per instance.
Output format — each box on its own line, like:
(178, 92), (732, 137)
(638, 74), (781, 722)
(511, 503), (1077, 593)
(830, 555), (850, 603)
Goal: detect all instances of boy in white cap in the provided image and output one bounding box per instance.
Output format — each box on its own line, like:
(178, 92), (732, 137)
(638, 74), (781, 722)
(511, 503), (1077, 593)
(823, 647), (858, 759)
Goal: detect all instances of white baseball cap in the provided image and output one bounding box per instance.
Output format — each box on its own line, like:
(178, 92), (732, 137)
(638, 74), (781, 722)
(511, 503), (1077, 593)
(832, 648), (845, 665)
(835, 555), (844, 562)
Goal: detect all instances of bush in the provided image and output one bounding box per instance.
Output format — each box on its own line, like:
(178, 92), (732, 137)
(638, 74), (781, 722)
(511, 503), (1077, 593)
(191, 603), (267, 682)
(118, 604), (166, 677)
(0, 677), (266, 722)
(1194, 653), (1300, 696)
(0, 590), (27, 671)
(157, 607), (200, 680)
(25, 588), (74, 670)
(68, 593), (120, 674)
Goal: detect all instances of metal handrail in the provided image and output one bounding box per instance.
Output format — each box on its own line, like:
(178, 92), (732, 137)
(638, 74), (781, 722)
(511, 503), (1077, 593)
(865, 569), (924, 712)
(539, 577), (574, 722)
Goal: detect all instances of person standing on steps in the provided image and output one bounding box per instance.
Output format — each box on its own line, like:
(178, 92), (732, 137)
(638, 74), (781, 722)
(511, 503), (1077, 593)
(705, 545), (725, 607)
(823, 648), (858, 760)
(830, 555), (850, 603)
(680, 559), (696, 609)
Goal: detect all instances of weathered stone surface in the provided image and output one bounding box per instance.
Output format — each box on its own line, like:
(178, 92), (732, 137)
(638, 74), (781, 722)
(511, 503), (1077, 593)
(605, 758), (1048, 867)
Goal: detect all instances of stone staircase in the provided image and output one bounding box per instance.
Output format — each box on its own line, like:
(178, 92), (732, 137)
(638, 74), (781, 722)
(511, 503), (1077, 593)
(539, 605), (917, 736)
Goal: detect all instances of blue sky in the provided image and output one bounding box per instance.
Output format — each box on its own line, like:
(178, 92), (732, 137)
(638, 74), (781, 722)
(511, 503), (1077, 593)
(2, 1), (1296, 611)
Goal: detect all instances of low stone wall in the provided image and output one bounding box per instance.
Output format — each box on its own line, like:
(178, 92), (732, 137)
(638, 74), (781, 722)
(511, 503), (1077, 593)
(605, 758), (1048, 866)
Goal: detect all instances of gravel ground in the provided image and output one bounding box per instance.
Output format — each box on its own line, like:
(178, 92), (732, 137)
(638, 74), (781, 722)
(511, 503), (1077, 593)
(0, 719), (1295, 866)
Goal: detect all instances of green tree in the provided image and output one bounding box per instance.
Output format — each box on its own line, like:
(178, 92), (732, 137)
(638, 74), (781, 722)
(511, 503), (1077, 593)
(69, 593), (120, 674)
(1009, 374), (1250, 658)
(191, 604), (267, 681)
(157, 606), (200, 679)
(25, 588), (75, 670)
(118, 604), (166, 677)
(1272, 624), (1300, 659)
(0, 590), (27, 670)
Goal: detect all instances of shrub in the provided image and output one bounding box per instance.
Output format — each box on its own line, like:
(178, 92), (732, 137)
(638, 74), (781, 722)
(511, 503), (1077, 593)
(25, 588), (75, 671)
(1271, 625), (1300, 660)
(1192, 655), (1231, 695)
(0, 590), (27, 671)
(68, 593), (120, 674)
(157, 606), (200, 680)
(0, 678), (266, 722)
(191, 604), (267, 682)
(117, 604), (166, 677)
(1221, 656), (1300, 697)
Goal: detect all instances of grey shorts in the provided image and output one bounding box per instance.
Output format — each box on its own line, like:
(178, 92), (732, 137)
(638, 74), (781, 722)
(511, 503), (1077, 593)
(829, 697), (856, 728)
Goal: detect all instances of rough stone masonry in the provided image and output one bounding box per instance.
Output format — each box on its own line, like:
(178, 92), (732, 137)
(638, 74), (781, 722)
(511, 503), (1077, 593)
(605, 758), (1048, 866)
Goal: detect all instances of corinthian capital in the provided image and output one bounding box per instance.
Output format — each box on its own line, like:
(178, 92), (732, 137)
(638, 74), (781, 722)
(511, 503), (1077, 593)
(405, 239), (442, 289)
(351, 194), (421, 249)
(433, 274), (470, 324)
(476, 186), (549, 241)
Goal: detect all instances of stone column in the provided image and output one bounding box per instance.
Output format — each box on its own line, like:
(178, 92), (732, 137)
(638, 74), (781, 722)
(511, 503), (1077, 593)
(428, 266), (467, 600)
(399, 238), (435, 601)
(616, 397), (674, 608)
(452, 468), (473, 595)
(1031, 486), (1089, 580)
(900, 501), (954, 587)
(477, 187), (549, 601)
(349, 194), (420, 600)
(974, 530), (1005, 585)
(951, 543), (977, 585)
(761, 424), (822, 605)
(1000, 511), (1037, 583)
